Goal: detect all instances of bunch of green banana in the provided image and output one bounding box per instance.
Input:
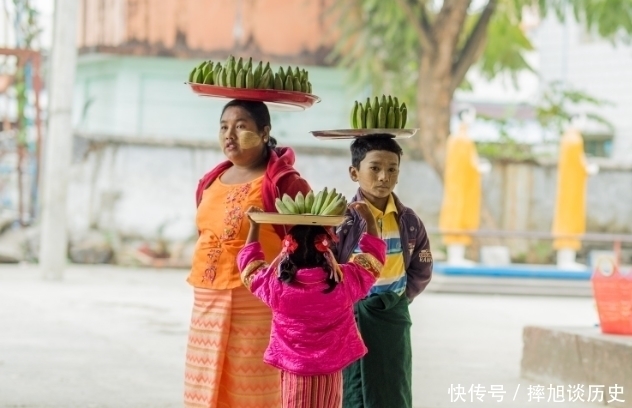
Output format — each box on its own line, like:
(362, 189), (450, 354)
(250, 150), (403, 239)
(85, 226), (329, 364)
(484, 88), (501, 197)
(188, 55), (313, 93)
(275, 188), (347, 216)
(350, 95), (408, 129)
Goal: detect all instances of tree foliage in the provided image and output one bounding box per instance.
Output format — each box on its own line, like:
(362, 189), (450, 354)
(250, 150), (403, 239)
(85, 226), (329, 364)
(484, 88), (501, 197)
(330, 0), (632, 168)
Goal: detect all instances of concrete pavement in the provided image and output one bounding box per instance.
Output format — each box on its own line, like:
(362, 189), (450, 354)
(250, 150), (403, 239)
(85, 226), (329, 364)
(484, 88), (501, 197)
(0, 265), (617, 407)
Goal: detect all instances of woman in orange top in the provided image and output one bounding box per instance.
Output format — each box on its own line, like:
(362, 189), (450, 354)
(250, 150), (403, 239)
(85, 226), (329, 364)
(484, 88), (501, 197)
(184, 99), (311, 408)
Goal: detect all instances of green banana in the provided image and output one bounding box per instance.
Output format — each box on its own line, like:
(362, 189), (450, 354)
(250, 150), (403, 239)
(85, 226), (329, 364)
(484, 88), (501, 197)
(386, 106), (395, 128)
(302, 69), (309, 82)
(236, 57), (244, 72)
(312, 188), (327, 214)
(245, 57), (252, 72)
(195, 69), (205, 83)
(220, 67), (228, 86)
(274, 73), (284, 90)
(188, 67), (197, 82)
(228, 67), (237, 87)
(394, 104), (401, 128)
(378, 106), (386, 128)
(301, 79), (308, 93)
(357, 103), (365, 128)
(278, 66), (286, 84)
(257, 70), (270, 89)
(373, 96), (380, 125)
(253, 61), (263, 86)
(275, 198), (291, 214)
(387, 95), (393, 112)
(264, 62), (272, 76)
(307, 82), (312, 94)
(366, 107), (374, 128)
(304, 191), (315, 213)
(213, 63), (223, 82)
(295, 191), (306, 213)
(203, 71), (214, 85)
(225, 55), (235, 73)
(321, 196), (346, 216)
(400, 103), (407, 128)
(197, 61), (207, 71)
(236, 68), (245, 88)
(282, 194), (298, 213)
(204, 61), (213, 77)
(284, 73), (293, 91)
(246, 68), (254, 88)
(320, 189), (337, 213)
(320, 190), (342, 215)
(293, 76), (301, 92)
(351, 101), (359, 128)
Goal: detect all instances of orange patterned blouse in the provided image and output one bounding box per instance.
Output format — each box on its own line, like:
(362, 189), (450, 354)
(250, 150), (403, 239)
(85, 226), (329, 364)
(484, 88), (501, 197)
(187, 175), (283, 290)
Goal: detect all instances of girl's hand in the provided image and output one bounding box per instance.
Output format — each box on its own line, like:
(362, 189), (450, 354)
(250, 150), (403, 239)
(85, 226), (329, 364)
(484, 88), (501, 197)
(349, 201), (379, 237)
(246, 206), (264, 225)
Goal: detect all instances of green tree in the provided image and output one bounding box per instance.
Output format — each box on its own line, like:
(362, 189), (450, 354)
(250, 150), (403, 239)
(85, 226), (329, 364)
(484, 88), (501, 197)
(331, 0), (632, 179)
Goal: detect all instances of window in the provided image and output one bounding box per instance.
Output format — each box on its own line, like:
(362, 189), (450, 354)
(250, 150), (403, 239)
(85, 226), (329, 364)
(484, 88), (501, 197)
(583, 133), (613, 158)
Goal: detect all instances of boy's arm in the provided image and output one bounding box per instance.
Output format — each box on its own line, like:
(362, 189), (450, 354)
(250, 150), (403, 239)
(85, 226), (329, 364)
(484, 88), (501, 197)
(406, 216), (433, 302)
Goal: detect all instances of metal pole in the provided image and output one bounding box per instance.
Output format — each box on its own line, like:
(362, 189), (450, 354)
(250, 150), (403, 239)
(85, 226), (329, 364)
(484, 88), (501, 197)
(39, 0), (79, 280)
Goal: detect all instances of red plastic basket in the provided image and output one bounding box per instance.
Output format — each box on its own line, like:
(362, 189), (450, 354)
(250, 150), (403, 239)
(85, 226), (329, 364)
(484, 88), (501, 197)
(591, 256), (632, 335)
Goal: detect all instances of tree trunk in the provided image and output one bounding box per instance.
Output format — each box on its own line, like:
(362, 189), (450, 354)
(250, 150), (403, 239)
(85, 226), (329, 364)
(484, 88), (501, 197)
(415, 55), (453, 182)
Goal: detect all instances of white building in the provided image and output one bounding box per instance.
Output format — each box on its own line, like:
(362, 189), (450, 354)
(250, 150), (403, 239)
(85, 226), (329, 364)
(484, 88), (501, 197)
(536, 14), (632, 159)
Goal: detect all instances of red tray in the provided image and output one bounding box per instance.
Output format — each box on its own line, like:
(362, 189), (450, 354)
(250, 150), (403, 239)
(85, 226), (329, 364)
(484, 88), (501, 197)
(187, 82), (321, 111)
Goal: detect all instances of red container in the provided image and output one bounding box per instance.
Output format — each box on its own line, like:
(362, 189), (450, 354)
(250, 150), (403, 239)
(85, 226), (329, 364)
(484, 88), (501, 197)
(591, 256), (632, 335)
(187, 83), (321, 111)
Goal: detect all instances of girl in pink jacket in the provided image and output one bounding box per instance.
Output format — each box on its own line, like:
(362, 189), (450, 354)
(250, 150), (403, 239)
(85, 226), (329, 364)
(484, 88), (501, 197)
(238, 202), (385, 408)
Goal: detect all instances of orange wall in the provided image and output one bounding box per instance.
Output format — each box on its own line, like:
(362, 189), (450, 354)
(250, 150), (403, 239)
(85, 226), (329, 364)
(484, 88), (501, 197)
(78, 0), (339, 64)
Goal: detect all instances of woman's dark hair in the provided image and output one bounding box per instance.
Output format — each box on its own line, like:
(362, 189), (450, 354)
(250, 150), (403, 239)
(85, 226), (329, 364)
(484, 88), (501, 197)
(221, 99), (277, 148)
(278, 225), (338, 293)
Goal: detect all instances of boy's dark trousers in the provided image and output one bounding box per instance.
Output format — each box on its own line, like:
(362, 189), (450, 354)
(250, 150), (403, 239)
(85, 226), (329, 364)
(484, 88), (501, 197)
(342, 291), (412, 408)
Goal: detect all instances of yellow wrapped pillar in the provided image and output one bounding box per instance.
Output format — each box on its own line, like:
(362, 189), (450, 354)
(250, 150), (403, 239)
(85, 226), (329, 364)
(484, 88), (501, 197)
(552, 127), (589, 253)
(439, 123), (482, 251)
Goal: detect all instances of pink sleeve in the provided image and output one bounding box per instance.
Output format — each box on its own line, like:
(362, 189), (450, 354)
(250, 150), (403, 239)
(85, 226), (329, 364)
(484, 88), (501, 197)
(340, 233), (386, 302)
(237, 242), (277, 307)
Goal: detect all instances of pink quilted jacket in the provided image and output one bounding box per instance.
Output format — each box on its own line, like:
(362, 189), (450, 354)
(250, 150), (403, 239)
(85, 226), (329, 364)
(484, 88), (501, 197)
(237, 233), (386, 376)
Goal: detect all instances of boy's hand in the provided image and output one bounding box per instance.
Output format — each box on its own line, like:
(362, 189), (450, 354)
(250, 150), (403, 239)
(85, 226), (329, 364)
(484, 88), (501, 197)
(349, 201), (372, 221)
(349, 201), (379, 237)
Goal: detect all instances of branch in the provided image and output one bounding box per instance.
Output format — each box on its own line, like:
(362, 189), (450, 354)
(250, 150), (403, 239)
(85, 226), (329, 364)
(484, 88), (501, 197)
(394, 0), (435, 52)
(450, 0), (497, 93)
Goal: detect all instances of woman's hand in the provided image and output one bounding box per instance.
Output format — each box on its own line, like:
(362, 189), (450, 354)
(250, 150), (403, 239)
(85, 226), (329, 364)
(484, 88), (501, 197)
(349, 201), (379, 237)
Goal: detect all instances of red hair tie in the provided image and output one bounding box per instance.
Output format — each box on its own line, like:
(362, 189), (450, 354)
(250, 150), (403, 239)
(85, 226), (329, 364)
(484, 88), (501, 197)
(314, 234), (331, 253)
(282, 234), (298, 255)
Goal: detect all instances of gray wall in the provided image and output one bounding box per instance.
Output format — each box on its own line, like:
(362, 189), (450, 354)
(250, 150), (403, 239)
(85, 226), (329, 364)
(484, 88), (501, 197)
(66, 141), (632, 256)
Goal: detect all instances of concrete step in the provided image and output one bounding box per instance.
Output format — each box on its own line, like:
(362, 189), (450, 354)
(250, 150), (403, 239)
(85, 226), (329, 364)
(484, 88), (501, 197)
(521, 326), (632, 408)
(426, 272), (594, 297)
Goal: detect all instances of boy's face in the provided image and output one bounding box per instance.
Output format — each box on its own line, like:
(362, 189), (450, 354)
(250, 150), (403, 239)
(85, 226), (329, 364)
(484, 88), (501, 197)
(349, 150), (400, 203)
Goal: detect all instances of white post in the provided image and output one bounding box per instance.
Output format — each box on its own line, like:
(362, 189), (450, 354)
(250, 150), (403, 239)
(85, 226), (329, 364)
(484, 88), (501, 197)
(39, 0), (79, 280)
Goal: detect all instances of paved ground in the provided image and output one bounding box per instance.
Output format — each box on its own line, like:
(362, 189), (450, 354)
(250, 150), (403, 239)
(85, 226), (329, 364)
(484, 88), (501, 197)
(0, 264), (619, 407)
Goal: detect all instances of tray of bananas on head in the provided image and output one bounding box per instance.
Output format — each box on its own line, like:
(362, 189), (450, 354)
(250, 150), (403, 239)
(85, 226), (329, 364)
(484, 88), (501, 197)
(311, 94), (418, 139)
(186, 55), (320, 111)
(248, 188), (348, 227)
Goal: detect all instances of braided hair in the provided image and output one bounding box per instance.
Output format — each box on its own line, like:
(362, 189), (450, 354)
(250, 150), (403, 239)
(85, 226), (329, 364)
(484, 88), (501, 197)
(278, 225), (338, 293)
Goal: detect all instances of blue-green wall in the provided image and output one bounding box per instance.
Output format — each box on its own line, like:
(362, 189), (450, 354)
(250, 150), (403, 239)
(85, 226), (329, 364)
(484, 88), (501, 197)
(74, 54), (365, 149)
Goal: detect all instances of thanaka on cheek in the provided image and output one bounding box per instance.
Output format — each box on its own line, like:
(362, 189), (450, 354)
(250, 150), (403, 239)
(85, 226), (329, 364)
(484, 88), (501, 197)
(237, 131), (263, 149)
